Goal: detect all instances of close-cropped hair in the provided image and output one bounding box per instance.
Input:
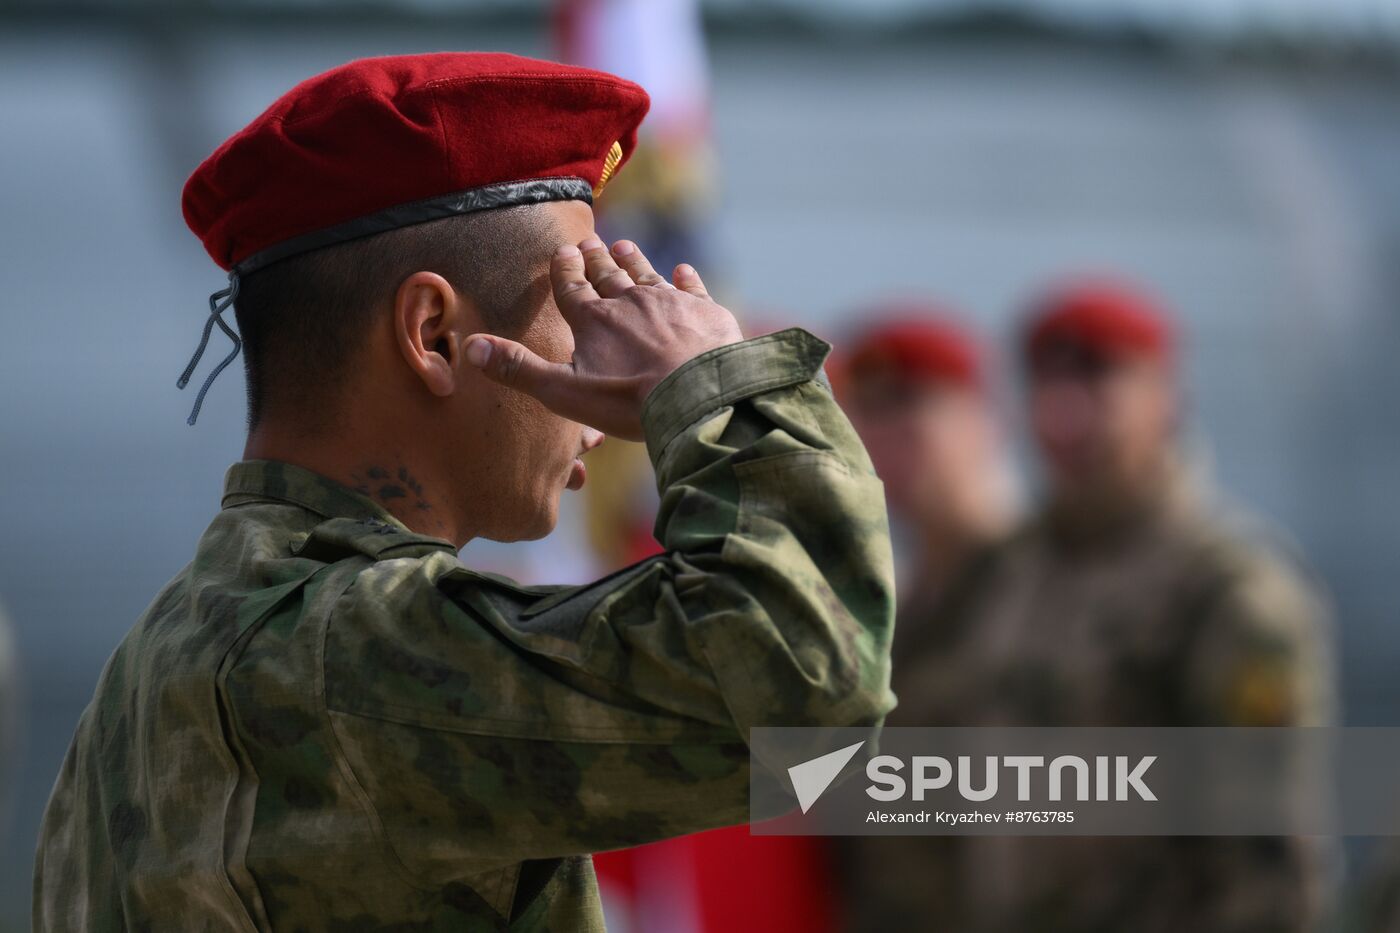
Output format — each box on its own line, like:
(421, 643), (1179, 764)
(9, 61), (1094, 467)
(231, 203), (557, 430)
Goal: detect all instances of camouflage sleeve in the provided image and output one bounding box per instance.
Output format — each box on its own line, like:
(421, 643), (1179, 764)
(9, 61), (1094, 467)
(1182, 544), (1336, 727)
(321, 327), (897, 867)
(1174, 544), (1339, 933)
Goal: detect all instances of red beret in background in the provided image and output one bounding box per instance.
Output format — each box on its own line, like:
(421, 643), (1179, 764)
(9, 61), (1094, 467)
(1023, 279), (1175, 368)
(183, 52), (650, 274)
(837, 309), (985, 393)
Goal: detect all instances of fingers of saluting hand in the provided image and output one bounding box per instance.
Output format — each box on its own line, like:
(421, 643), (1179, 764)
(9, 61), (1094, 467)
(610, 240), (672, 288)
(579, 238), (637, 299)
(553, 239), (677, 317)
(550, 244), (600, 318)
(672, 263), (712, 300)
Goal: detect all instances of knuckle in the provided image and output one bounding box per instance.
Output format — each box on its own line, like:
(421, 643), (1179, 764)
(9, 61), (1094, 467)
(596, 268), (633, 288)
(623, 283), (665, 305)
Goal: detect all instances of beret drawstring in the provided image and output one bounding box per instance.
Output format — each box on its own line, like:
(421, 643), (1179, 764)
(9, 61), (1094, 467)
(176, 271), (241, 426)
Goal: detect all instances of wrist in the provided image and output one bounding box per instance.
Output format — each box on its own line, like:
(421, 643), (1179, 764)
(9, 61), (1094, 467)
(641, 328), (832, 466)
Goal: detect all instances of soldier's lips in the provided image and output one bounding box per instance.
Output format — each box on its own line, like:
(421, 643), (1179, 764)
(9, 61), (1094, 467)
(566, 458), (587, 491)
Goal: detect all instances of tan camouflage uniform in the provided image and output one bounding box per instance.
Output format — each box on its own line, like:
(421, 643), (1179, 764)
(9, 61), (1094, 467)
(842, 467), (1336, 933)
(33, 329), (897, 931)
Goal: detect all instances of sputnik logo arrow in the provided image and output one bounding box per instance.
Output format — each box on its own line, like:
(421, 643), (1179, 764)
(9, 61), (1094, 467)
(788, 740), (866, 814)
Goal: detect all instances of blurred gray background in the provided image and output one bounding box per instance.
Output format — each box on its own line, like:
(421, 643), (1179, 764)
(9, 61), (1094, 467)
(2, 2), (1399, 928)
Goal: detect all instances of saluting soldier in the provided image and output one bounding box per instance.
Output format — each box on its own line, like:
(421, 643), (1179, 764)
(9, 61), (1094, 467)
(32, 53), (896, 931)
(849, 280), (1336, 933)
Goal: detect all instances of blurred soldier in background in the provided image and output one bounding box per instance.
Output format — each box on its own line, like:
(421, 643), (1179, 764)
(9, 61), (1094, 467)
(847, 279), (1335, 933)
(833, 311), (1016, 625)
(1003, 279), (1334, 732)
(831, 311), (1018, 933)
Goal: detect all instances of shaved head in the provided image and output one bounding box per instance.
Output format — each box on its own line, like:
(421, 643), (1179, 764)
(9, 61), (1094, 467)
(232, 203), (560, 430)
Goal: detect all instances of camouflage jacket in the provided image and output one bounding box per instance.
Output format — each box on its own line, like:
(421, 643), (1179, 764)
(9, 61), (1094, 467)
(33, 329), (896, 932)
(841, 471), (1337, 933)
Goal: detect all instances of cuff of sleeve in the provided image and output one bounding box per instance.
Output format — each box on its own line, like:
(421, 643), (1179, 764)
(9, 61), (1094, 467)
(640, 327), (832, 465)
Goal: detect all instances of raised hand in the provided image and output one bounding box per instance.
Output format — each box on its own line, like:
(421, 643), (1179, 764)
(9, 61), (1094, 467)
(463, 238), (744, 441)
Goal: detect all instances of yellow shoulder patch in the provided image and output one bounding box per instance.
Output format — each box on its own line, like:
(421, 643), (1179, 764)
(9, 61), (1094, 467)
(1226, 659), (1295, 726)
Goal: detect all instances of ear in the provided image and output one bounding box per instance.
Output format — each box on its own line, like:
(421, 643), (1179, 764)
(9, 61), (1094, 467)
(392, 271), (478, 398)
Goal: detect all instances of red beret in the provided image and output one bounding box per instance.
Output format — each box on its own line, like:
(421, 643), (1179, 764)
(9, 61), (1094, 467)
(183, 52), (650, 274)
(1023, 279), (1174, 367)
(840, 311), (983, 391)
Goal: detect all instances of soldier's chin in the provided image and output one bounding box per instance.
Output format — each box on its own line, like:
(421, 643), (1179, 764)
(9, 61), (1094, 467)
(483, 496), (561, 543)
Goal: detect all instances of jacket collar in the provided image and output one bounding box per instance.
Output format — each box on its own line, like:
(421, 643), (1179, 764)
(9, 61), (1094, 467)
(221, 459), (405, 527)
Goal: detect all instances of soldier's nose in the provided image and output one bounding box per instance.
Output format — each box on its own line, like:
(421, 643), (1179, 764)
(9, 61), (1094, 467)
(581, 428), (606, 454)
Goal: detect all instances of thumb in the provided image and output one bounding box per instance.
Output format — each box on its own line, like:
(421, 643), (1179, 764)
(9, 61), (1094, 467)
(464, 335), (571, 400)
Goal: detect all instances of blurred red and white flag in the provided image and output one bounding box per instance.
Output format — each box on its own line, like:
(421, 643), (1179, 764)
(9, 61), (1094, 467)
(554, 0), (710, 141)
(553, 9), (837, 933)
